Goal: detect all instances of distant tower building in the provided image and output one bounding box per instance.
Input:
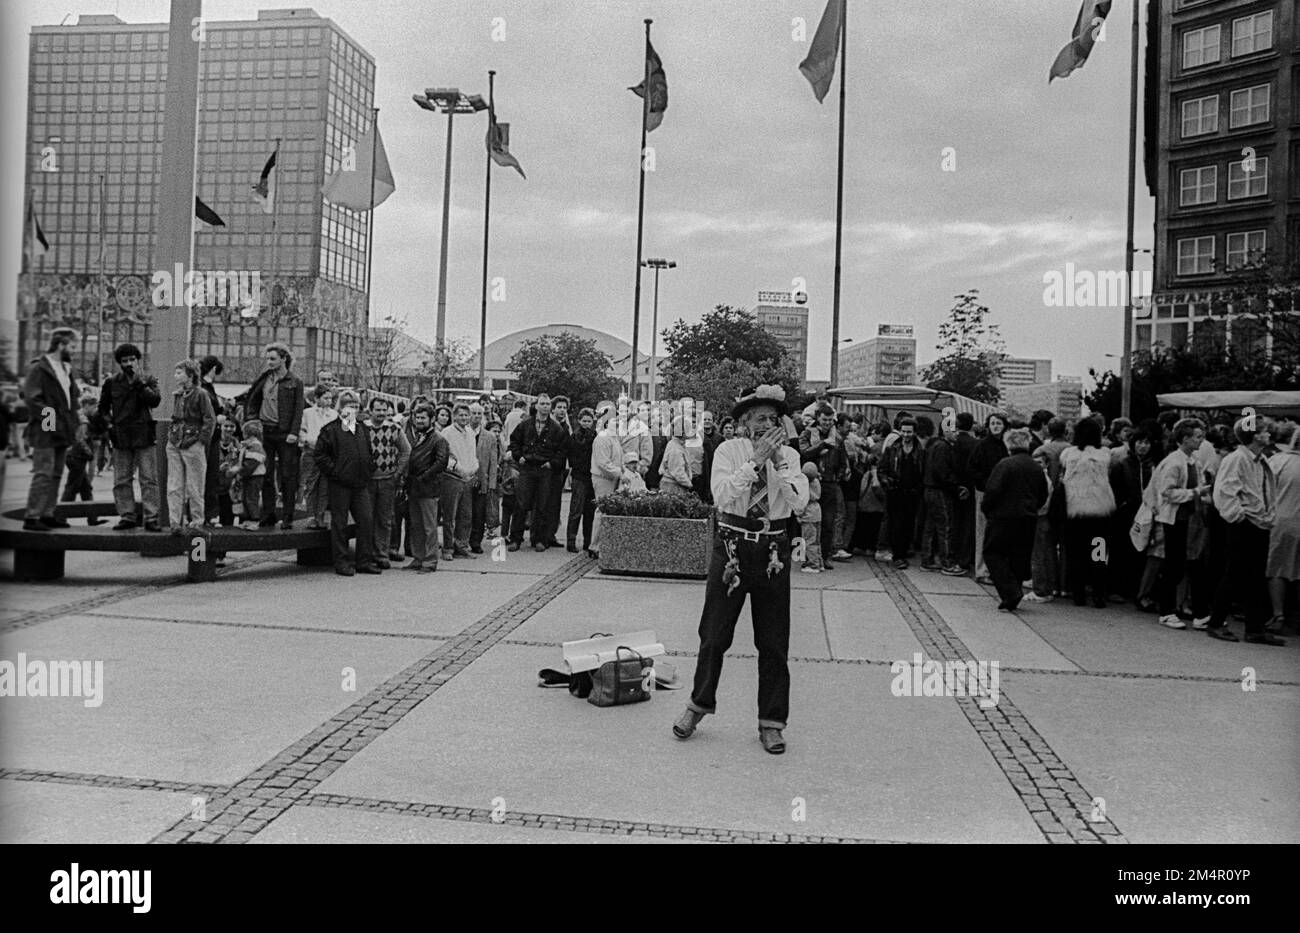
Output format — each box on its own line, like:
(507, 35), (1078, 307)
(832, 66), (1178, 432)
(994, 356), (1053, 388)
(17, 9), (376, 385)
(1003, 377), (1083, 422)
(835, 324), (917, 386)
(754, 290), (809, 381)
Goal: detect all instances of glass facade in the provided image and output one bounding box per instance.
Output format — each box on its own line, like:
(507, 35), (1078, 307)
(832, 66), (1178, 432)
(18, 11), (376, 384)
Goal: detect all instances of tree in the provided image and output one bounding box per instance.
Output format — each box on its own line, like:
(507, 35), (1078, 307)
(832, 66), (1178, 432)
(420, 337), (473, 392)
(664, 356), (803, 418)
(659, 305), (798, 405)
(364, 314), (408, 394)
(920, 289), (1005, 404)
(507, 332), (621, 410)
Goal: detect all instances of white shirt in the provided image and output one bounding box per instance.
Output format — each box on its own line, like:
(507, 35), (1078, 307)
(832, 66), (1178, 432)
(711, 438), (809, 520)
(441, 423), (479, 478)
(46, 352), (72, 408)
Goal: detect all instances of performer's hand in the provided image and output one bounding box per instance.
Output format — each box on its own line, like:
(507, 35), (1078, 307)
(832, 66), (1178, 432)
(751, 427), (785, 466)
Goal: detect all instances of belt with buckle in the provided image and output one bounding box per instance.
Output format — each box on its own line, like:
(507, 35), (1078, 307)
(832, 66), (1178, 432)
(717, 512), (785, 542)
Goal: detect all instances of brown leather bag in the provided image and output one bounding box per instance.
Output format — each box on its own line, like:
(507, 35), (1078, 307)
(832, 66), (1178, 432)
(587, 646), (653, 707)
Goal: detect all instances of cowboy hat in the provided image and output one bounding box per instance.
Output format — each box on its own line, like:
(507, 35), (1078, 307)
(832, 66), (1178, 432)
(731, 384), (789, 421)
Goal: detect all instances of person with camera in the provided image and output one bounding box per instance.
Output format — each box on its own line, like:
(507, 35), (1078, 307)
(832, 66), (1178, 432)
(97, 343), (163, 531)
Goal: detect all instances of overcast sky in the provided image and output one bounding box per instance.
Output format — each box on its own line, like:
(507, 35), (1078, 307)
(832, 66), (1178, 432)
(0, 0), (1155, 383)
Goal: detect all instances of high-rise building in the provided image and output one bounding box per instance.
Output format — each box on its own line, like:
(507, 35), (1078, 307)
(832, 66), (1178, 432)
(1141, 0), (1297, 358)
(1002, 377), (1083, 423)
(994, 356), (1053, 388)
(16, 9), (376, 385)
(835, 324), (917, 386)
(753, 290), (809, 380)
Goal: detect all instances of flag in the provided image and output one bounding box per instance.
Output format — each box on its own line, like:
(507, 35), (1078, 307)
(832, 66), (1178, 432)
(799, 0), (844, 103)
(1049, 0), (1113, 82)
(322, 121), (395, 211)
(252, 149), (277, 214)
(629, 39), (668, 132)
(487, 114), (526, 179)
(97, 176), (106, 269)
(25, 195), (50, 264)
(195, 196), (225, 227)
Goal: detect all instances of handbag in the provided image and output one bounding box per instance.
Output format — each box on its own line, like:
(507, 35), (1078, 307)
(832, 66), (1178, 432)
(1129, 501), (1154, 552)
(587, 646), (654, 707)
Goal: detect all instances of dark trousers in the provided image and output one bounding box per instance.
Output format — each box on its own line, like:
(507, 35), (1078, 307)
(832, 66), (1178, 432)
(261, 432), (301, 523)
(1152, 520), (1211, 618)
(566, 475), (595, 547)
(1064, 515), (1109, 601)
(688, 533), (793, 728)
(985, 517), (1035, 608)
(509, 466), (553, 545)
(61, 461), (93, 501)
(852, 510), (883, 552)
(328, 482), (375, 571)
(544, 467), (568, 543)
(501, 494), (516, 538)
(921, 487), (953, 566)
(820, 480), (844, 557)
(203, 434), (222, 522)
(885, 487), (920, 559)
(470, 487), (487, 549)
(952, 490), (975, 568)
(391, 487), (411, 555)
(1209, 520), (1271, 634)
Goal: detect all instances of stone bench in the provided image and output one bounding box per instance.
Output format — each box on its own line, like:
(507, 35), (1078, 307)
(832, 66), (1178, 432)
(1, 503), (349, 583)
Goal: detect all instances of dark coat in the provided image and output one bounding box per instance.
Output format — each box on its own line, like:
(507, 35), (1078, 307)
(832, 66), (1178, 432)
(315, 420), (375, 490)
(951, 431), (978, 490)
(407, 427), (450, 499)
(922, 435), (957, 491)
(880, 438), (924, 491)
(982, 451), (1049, 521)
(247, 369), (306, 438)
(566, 425), (597, 479)
(969, 434), (1009, 492)
(99, 370), (162, 449)
(509, 416), (565, 469)
(23, 356), (80, 448)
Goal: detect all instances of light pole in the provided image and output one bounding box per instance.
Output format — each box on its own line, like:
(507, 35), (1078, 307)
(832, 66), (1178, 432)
(641, 258), (675, 401)
(413, 87), (487, 367)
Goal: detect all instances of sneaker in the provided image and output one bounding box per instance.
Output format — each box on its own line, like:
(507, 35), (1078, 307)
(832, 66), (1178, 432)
(1191, 616), (1211, 631)
(672, 708), (704, 739)
(974, 575), (995, 586)
(279, 519), (294, 531)
(403, 561), (424, 571)
(874, 550), (893, 562)
(507, 542), (521, 552)
(822, 559), (834, 570)
(1158, 614), (1186, 630)
(240, 521), (259, 531)
(1023, 592), (1053, 603)
(356, 564), (382, 575)
(416, 564), (437, 574)
(920, 561), (942, 572)
(832, 550), (852, 561)
(1206, 627), (1239, 642)
(534, 543), (547, 553)
(442, 550), (455, 561)
(453, 549), (477, 560)
(335, 566), (356, 577)
(800, 566), (821, 574)
(941, 565), (967, 577)
(892, 559), (909, 570)
(758, 726), (786, 755)
(306, 518), (321, 530)
(143, 522), (162, 532)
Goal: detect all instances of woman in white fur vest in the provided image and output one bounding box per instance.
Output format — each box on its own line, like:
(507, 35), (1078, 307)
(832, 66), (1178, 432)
(1060, 418), (1117, 608)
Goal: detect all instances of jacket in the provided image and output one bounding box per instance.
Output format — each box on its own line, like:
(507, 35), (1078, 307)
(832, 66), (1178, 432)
(565, 425), (596, 480)
(407, 426), (451, 499)
(968, 434), (1008, 492)
(315, 419), (375, 490)
(23, 355), (80, 448)
(592, 432), (624, 485)
(982, 451), (1049, 521)
(1109, 449), (1154, 517)
(509, 415), (565, 468)
(166, 385), (216, 449)
(879, 437), (924, 491)
(922, 435), (957, 492)
(1060, 445), (1117, 518)
(799, 426), (850, 481)
(476, 428), (503, 492)
(1212, 446), (1274, 530)
(1148, 447), (1208, 526)
(950, 431), (978, 490)
(246, 368), (306, 438)
(98, 370), (162, 449)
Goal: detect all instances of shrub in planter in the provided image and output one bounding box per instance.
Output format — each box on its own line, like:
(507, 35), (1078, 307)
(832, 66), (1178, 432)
(594, 491), (713, 578)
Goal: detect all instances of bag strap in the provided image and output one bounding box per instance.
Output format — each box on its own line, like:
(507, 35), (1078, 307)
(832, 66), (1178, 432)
(613, 646), (643, 692)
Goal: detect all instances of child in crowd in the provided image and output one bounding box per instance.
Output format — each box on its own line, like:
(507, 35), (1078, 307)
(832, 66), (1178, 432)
(485, 419), (504, 540)
(499, 438), (518, 537)
(216, 417), (240, 526)
(299, 384), (337, 529)
(61, 396), (103, 524)
(228, 419), (267, 530)
(797, 461), (823, 573)
(618, 451), (647, 493)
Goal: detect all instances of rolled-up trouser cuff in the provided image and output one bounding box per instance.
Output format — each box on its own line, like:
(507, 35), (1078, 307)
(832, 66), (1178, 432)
(687, 701), (714, 716)
(758, 718), (787, 729)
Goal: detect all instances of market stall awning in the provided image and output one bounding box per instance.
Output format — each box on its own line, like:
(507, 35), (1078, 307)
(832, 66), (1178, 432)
(1157, 391), (1300, 416)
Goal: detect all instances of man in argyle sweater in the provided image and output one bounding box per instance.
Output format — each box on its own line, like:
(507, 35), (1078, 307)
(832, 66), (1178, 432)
(366, 397), (410, 570)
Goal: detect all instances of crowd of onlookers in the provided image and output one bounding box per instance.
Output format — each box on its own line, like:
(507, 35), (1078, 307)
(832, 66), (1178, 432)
(7, 328), (1298, 644)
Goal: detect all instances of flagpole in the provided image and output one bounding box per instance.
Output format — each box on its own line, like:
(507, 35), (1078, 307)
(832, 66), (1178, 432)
(97, 174), (107, 384)
(1120, 0), (1140, 421)
(630, 18), (652, 401)
(364, 108), (379, 328)
(270, 136), (281, 311)
(480, 71), (496, 392)
(828, 0), (847, 390)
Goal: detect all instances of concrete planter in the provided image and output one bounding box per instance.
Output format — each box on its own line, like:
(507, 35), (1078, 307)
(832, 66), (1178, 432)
(597, 514), (711, 579)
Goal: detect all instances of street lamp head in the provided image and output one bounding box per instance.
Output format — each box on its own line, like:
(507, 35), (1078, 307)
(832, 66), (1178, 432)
(412, 94), (438, 111)
(419, 88), (488, 114)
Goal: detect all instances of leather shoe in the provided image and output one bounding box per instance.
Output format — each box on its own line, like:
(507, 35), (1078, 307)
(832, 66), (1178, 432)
(113, 518), (139, 531)
(40, 516), (71, 529)
(1244, 633), (1285, 646)
(507, 542), (521, 552)
(356, 564), (382, 574)
(335, 566), (356, 576)
(375, 559), (392, 569)
(759, 726), (786, 755)
(1206, 627), (1239, 642)
(672, 708), (704, 739)
(387, 551), (405, 562)
(22, 519), (50, 532)
(470, 545), (484, 555)
(566, 543), (579, 553)
(533, 543), (547, 552)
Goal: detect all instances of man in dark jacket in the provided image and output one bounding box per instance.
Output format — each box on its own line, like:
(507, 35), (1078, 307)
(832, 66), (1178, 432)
(565, 407), (598, 553)
(982, 428), (1049, 611)
(879, 417), (923, 569)
(800, 404), (852, 568)
(22, 328), (81, 531)
(405, 404), (450, 573)
(98, 342), (163, 531)
(198, 355), (227, 525)
(949, 411), (979, 571)
(541, 395), (572, 546)
(506, 393), (565, 551)
(314, 390), (380, 576)
(920, 418), (959, 572)
(246, 342), (306, 529)
(695, 409), (721, 503)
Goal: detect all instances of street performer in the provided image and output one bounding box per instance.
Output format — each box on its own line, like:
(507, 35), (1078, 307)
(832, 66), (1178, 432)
(673, 385), (809, 755)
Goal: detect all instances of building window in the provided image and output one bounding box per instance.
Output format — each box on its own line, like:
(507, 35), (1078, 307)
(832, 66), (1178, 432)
(1226, 230), (1266, 268)
(1227, 157), (1267, 199)
(1182, 25), (1220, 69)
(1231, 11), (1273, 57)
(1181, 95), (1219, 137)
(1229, 84), (1269, 127)
(1179, 166), (1217, 206)
(1176, 236), (1215, 276)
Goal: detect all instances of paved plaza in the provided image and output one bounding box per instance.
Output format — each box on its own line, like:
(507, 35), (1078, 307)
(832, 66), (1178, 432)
(2, 466), (1298, 845)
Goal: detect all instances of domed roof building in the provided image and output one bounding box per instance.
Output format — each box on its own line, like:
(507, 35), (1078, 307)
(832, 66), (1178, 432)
(462, 323), (662, 397)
